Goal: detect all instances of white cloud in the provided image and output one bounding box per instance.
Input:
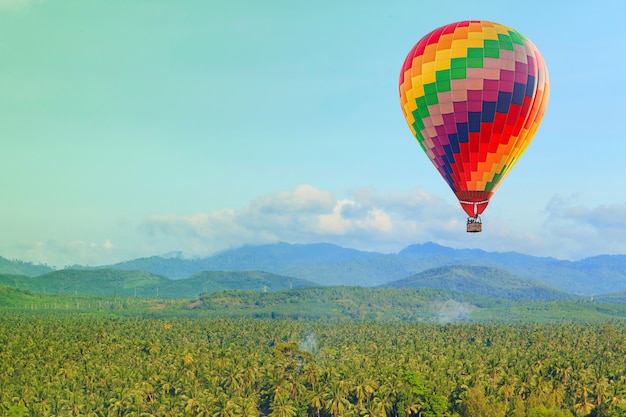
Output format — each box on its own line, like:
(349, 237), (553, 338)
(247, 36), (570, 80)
(13, 239), (119, 268)
(546, 195), (626, 230)
(11, 187), (626, 267)
(140, 184), (464, 257)
(249, 184), (335, 214)
(539, 194), (626, 258)
(317, 199), (393, 234)
(134, 185), (567, 261)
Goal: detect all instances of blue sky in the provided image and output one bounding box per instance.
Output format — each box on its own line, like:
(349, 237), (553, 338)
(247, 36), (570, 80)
(1, 0), (625, 267)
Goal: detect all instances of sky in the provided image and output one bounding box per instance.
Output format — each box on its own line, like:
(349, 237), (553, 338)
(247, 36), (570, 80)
(1, 0), (625, 267)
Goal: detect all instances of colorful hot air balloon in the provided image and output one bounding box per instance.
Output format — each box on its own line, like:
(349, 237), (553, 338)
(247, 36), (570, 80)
(399, 20), (549, 232)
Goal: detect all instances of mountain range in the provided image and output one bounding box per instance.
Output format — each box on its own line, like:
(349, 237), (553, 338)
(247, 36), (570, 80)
(2, 241), (626, 297)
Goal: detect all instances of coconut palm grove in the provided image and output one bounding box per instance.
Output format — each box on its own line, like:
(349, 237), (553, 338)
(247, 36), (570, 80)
(1, 310), (625, 417)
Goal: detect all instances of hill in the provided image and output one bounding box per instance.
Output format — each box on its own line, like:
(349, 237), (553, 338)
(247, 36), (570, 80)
(193, 286), (626, 323)
(594, 292), (626, 304)
(3, 269), (170, 297)
(0, 285), (41, 308)
(383, 265), (575, 301)
(0, 256), (54, 276)
(0, 269), (316, 299)
(2, 282), (626, 323)
(159, 270), (316, 298)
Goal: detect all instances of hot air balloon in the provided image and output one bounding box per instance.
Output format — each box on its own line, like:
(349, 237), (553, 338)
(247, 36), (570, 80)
(399, 20), (549, 232)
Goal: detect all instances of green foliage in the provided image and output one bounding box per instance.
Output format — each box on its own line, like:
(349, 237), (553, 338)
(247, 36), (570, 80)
(403, 371), (427, 395)
(459, 384), (506, 417)
(401, 372), (452, 417)
(423, 394), (451, 417)
(587, 402), (626, 417)
(7, 404), (27, 417)
(527, 405), (574, 417)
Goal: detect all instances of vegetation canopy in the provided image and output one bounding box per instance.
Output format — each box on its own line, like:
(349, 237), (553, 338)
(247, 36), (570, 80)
(1, 313), (625, 417)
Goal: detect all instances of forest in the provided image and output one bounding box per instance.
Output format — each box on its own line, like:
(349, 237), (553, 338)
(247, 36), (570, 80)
(1, 311), (625, 417)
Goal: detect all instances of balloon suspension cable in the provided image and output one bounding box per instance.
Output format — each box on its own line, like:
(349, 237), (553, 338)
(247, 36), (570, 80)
(459, 200), (489, 218)
(459, 200), (487, 233)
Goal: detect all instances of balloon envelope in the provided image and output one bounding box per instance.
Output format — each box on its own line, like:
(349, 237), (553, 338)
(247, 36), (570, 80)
(399, 20), (549, 218)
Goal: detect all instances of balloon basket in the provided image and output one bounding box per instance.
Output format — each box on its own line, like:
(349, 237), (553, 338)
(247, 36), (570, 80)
(466, 217), (482, 233)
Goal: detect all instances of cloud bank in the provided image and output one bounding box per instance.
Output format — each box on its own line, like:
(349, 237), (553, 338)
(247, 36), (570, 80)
(140, 186), (626, 262)
(542, 194), (626, 258)
(140, 184), (463, 258)
(9, 185), (626, 267)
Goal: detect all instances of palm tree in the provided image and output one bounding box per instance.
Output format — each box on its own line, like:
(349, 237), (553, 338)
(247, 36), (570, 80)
(352, 377), (377, 409)
(593, 376), (609, 406)
(497, 377), (516, 404)
(573, 384), (594, 417)
(211, 393), (243, 417)
(368, 380), (397, 417)
(307, 386), (324, 417)
(324, 381), (352, 417)
(269, 391), (298, 417)
(544, 379), (566, 408)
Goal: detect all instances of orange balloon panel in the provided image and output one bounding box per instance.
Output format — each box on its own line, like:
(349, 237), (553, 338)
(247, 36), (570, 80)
(399, 20), (549, 217)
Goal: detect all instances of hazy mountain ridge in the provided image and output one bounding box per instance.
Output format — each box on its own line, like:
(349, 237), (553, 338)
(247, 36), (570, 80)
(3, 241), (626, 295)
(0, 264), (600, 303)
(0, 256), (54, 277)
(93, 242), (383, 280)
(150, 242), (626, 295)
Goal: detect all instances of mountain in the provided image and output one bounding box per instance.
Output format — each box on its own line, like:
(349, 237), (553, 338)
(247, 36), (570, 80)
(383, 265), (576, 301)
(396, 243), (626, 295)
(180, 242), (626, 295)
(6, 241), (626, 295)
(0, 256), (54, 277)
(281, 255), (420, 287)
(89, 242), (382, 280)
(0, 269), (316, 298)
